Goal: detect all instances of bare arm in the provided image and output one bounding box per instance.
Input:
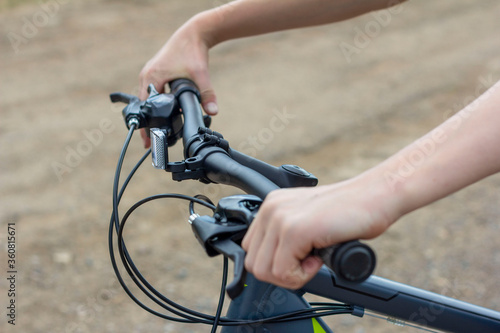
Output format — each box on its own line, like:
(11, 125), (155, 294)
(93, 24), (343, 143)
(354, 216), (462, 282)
(198, 0), (401, 47)
(138, 0), (403, 146)
(385, 80), (500, 216)
(242, 80), (500, 289)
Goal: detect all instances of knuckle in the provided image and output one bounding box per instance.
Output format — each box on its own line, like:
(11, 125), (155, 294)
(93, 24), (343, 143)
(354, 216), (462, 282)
(265, 190), (283, 204)
(365, 220), (387, 240)
(278, 215), (301, 239)
(186, 67), (205, 84)
(271, 266), (287, 282)
(252, 266), (270, 282)
(244, 256), (254, 272)
(199, 89), (215, 102)
(272, 266), (302, 289)
(270, 208), (288, 226)
(139, 64), (154, 79)
(189, 63), (206, 76)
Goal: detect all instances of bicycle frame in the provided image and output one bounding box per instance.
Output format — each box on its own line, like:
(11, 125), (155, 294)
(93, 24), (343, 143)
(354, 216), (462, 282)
(215, 155), (500, 332)
(110, 79), (500, 333)
(221, 268), (500, 332)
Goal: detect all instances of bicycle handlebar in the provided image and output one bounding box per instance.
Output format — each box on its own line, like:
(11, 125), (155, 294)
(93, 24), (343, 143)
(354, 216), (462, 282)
(168, 78), (376, 289)
(169, 79), (282, 198)
(111, 78), (376, 298)
(169, 79), (205, 156)
(109, 79), (500, 333)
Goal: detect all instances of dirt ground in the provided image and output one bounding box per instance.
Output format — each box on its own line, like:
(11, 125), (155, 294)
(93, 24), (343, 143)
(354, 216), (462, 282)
(1, 0), (500, 332)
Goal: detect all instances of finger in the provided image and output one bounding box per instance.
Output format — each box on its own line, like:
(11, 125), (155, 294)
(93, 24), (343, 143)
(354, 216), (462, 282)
(269, 212), (324, 289)
(271, 235), (311, 289)
(138, 65), (167, 149)
(139, 78), (166, 101)
(270, 255), (322, 290)
(202, 92), (218, 115)
(242, 214), (264, 270)
(243, 189), (293, 262)
(247, 218), (280, 282)
(138, 62), (168, 101)
(138, 67), (152, 101)
(241, 222), (254, 252)
(140, 128), (151, 149)
(300, 255), (323, 280)
(192, 71), (218, 115)
(270, 252), (322, 289)
(242, 191), (284, 264)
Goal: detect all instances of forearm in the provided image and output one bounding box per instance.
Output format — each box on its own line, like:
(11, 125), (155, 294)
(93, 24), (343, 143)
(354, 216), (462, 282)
(190, 0), (404, 47)
(371, 81), (500, 220)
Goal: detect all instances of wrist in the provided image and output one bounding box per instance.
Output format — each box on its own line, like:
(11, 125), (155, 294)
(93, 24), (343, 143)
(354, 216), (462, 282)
(186, 10), (224, 49)
(360, 150), (438, 223)
(352, 165), (407, 228)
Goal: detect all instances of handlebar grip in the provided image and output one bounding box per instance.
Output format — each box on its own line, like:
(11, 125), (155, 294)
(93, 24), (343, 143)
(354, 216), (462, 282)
(169, 79), (199, 96)
(314, 241), (376, 282)
(168, 79), (204, 154)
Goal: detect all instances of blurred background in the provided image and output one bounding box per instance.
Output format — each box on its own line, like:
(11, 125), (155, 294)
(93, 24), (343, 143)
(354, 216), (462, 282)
(1, 0), (499, 332)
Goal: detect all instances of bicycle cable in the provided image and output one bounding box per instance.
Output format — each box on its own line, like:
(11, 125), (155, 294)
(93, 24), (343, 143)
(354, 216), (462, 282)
(109, 125), (223, 325)
(109, 124), (364, 331)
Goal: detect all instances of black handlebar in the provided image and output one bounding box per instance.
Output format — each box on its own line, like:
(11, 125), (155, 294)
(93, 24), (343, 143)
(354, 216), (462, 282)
(169, 79), (282, 198)
(203, 152), (279, 199)
(170, 79), (376, 293)
(169, 79), (205, 156)
(111, 78), (376, 298)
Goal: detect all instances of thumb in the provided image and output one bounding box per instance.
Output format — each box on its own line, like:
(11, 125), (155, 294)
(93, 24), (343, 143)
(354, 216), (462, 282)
(301, 255), (323, 279)
(196, 74), (218, 115)
(202, 92), (218, 116)
(280, 255), (323, 289)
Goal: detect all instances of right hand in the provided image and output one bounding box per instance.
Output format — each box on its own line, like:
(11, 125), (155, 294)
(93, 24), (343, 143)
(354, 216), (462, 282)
(138, 16), (218, 148)
(242, 174), (399, 290)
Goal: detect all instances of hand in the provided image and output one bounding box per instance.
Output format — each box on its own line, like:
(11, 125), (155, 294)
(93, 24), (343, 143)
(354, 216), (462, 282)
(241, 176), (397, 290)
(138, 16), (218, 148)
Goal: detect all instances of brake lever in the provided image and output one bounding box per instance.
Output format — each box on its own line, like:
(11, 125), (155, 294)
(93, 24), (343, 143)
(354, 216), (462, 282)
(188, 215), (249, 299)
(188, 195), (262, 299)
(189, 194), (376, 297)
(211, 238), (247, 299)
(110, 91), (148, 129)
(109, 85), (183, 145)
(109, 92), (140, 104)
